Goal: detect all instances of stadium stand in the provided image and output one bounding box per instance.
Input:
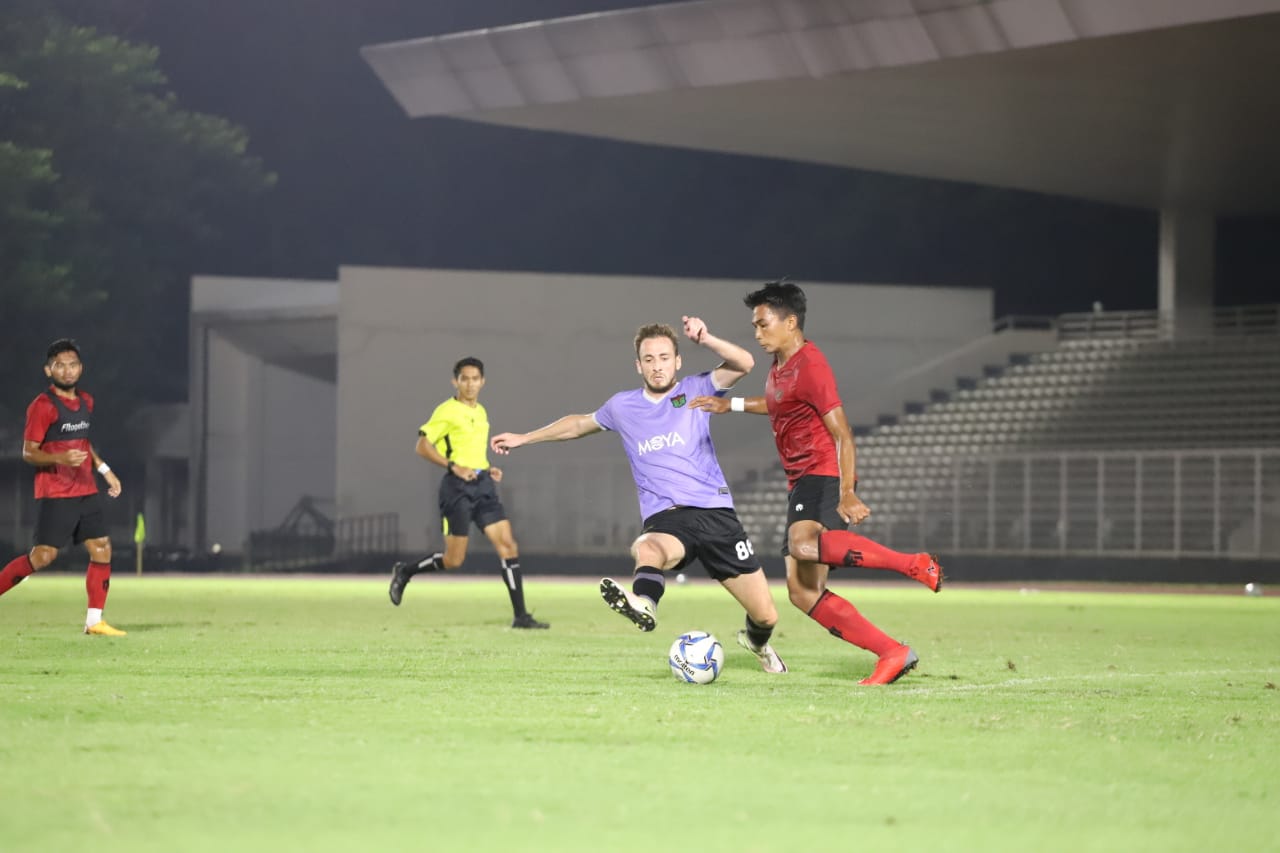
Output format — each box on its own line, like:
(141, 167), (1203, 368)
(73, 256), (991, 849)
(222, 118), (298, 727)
(732, 306), (1280, 559)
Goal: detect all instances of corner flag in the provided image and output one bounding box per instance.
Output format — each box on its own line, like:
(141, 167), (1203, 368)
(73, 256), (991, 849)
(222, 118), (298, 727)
(134, 513), (146, 576)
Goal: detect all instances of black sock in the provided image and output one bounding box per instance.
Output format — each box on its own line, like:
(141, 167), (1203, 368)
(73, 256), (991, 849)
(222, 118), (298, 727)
(500, 557), (527, 617)
(633, 568), (665, 608)
(407, 553), (443, 577)
(744, 615), (774, 649)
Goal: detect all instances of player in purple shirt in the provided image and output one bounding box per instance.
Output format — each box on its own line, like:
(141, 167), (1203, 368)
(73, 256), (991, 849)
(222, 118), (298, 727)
(491, 317), (787, 673)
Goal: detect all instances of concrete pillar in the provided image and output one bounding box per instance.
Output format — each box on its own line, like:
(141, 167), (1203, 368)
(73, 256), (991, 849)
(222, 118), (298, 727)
(1158, 209), (1215, 340)
(188, 317), (207, 552)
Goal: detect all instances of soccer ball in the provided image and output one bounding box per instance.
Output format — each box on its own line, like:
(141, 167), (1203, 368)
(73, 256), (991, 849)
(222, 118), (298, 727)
(668, 631), (725, 684)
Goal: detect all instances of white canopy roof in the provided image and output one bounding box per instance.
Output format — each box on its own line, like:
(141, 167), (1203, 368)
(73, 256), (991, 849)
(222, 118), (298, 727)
(363, 0), (1280, 214)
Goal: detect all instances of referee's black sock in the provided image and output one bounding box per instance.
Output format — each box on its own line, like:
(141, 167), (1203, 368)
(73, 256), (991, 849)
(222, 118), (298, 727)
(632, 567), (665, 608)
(500, 557), (528, 616)
(744, 614), (775, 650)
(407, 552), (444, 577)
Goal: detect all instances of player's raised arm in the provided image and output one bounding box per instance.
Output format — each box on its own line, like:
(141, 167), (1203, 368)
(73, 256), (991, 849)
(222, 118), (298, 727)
(490, 413), (602, 454)
(689, 394), (767, 414)
(682, 315), (754, 390)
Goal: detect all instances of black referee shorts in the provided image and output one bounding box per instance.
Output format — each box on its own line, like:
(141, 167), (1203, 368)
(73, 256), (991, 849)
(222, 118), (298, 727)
(437, 469), (507, 537)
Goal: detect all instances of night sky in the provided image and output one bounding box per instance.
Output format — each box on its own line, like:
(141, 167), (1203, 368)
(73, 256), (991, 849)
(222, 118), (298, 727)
(90, 0), (1279, 317)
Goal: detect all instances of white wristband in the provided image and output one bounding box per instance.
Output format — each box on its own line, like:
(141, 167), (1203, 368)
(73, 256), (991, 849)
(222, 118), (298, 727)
(97, 462), (111, 474)
(730, 397), (746, 412)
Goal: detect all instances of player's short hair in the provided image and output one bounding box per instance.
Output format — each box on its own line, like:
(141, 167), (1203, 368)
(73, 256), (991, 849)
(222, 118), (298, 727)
(453, 357), (484, 378)
(634, 324), (679, 358)
(46, 338), (81, 364)
(744, 280), (807, 331)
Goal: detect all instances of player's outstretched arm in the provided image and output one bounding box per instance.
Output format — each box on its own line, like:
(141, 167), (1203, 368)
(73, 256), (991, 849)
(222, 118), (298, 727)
(683, 315), (755, 389)
(491, 413), (602, 454)
(689, 395), (767, 414)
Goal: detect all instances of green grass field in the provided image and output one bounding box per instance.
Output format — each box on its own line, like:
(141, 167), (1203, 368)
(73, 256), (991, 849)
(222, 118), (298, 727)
(2, 574), (1277, 852)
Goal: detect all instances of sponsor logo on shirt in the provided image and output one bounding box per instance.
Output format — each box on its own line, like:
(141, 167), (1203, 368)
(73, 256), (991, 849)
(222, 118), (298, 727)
(637, 431), (686, 455)
(60, 420), (89, 433)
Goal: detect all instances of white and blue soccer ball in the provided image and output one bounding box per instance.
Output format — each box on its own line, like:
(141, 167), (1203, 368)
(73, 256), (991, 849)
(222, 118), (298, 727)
(668, 631), (725, 684)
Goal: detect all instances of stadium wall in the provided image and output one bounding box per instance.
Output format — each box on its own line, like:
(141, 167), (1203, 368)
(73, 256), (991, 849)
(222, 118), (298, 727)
(334, 267), (991, 554)
(200, 334), (337, 553)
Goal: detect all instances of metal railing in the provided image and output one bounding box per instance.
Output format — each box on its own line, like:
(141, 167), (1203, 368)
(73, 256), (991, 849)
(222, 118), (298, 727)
(855, 447), (1280, 559)
(247, 503), (399, 571)
(1056, 304), (1280, 341)
(498, 448), (1279, 560)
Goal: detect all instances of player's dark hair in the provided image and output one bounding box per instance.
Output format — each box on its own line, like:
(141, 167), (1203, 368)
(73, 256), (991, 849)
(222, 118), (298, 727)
(744, 280), (807, 330)
(634, 323), (679, 358)
(46, 338), (81, 364)
(453, 356), (484, 378)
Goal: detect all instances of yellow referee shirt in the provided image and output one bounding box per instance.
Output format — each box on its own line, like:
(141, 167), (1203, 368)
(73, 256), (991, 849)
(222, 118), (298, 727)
(420, 398), (490, 471)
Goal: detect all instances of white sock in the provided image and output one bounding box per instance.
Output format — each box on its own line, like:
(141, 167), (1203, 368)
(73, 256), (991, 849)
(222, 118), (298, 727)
(86, 608), (103, 627)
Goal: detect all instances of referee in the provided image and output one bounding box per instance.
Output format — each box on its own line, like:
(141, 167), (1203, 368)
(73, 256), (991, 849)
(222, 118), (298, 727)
(388, 357), (548, 629)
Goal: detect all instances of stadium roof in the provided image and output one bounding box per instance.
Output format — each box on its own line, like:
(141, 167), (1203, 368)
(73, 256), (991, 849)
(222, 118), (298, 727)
(362, 0), (1280, 215)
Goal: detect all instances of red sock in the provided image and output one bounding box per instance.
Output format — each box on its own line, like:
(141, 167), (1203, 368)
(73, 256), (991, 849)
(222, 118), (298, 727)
(809, 589), (899, 656)
(819, 530), (918, 574)
(0, 555), (35, 597)
(87, 561), (111, 609)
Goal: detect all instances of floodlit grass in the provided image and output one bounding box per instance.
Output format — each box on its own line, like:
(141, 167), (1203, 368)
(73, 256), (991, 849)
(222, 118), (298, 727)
(2, 575), (1277, 852)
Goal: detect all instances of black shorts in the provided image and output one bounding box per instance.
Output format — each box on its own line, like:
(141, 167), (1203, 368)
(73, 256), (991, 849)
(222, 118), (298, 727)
(641, 506), (761, 582)
(34, 494), (108, 548)
(437, 469), (507, 537)
(782, 475), (848, 556)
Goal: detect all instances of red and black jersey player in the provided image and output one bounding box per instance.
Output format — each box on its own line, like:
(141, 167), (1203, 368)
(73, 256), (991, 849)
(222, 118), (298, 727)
(0, 339), (127, 635)
(692, 281), (942, 685)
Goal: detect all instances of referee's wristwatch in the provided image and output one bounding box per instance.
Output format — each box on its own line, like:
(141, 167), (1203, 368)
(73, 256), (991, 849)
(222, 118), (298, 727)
(447, 460), (456, 474)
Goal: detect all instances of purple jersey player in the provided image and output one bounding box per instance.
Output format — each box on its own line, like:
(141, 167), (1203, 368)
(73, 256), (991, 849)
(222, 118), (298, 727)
(491, 318), (787, 673)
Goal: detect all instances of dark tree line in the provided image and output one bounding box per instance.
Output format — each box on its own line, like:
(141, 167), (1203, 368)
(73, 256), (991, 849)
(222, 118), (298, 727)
(1, 0), (274, 450)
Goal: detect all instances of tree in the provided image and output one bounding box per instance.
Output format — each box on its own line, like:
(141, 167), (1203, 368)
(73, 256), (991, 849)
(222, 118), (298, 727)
(0, 5), (274, 447)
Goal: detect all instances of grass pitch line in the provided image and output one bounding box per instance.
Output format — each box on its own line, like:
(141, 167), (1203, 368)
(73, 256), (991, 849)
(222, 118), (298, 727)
(897, 668), (1270, 696)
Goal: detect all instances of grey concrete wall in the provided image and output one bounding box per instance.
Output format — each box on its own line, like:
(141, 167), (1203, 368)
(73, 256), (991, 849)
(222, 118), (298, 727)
(335, 267), (991, 554)
(201, 331), (336, 552)
(189, 275), (339, 553)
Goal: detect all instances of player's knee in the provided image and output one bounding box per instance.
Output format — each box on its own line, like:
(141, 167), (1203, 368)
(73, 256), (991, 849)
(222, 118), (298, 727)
(786, 532), (819, 563)
(28, 545), (58, 570)
(88, 539), (112, 562)
(630, 539), (663, 567)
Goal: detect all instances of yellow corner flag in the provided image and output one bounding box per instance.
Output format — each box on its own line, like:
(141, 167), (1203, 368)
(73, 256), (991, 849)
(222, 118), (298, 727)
(134, 513), (146, 576)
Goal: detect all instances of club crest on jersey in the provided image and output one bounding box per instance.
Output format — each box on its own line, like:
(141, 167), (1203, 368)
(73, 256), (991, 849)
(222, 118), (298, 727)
(670, 394), (687, 408)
